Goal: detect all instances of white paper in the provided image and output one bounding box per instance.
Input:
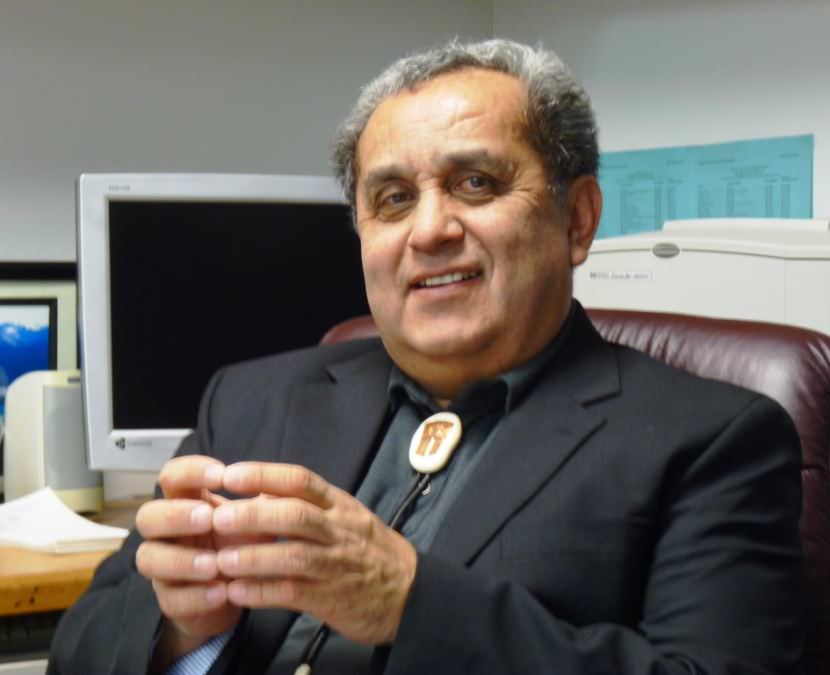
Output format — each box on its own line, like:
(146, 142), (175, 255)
(0, 487), (128, 553)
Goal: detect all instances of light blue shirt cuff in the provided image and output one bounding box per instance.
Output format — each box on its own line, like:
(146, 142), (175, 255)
(164, 630), (233, 675)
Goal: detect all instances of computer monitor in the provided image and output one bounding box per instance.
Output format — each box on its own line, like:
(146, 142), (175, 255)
(77, 174), (370, 471)
(0, 297), (58, 493)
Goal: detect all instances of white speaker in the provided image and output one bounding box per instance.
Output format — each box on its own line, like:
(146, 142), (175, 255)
(4, 370), (103, 512)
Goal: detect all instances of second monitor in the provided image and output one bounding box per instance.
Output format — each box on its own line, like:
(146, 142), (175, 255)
(78, 174), (370, 472)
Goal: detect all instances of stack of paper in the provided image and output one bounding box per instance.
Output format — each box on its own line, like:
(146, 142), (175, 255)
(0, 487), (129, 553)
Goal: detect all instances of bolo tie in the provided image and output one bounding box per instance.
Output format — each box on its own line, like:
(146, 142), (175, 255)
(294, 411), (463, 675)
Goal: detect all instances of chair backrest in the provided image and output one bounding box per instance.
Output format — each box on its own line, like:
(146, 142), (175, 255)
(320, 309), (830, 674)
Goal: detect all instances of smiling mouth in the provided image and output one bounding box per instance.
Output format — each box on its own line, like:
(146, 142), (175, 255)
(416, 270), (481, 288)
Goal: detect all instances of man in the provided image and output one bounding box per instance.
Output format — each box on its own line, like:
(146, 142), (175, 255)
(49, 39), (804, 674)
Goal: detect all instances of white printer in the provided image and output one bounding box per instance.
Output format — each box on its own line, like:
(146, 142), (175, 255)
(573, 218), (830, 337)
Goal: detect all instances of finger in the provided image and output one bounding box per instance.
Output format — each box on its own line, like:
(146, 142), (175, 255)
(159, 455), (226, 499)
(136, 541), (219, 581)
(224, 576), (406, 644)
(212, 496), (334, 543)
(152, 578), (228, 619)
(136, 499), (214, 539)
(223, 462), (335, 509)
(225, 577), (311, 612)
(216, 541), (345, 580)
(203, 489), (229, 507)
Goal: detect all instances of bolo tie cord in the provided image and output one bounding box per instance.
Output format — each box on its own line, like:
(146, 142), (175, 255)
(295, 411), (462, 675)
(295, 471), (430, 675)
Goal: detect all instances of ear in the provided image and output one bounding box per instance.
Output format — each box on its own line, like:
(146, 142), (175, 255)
(565, 175), (602, 268)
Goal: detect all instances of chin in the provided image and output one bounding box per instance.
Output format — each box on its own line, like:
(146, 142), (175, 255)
(397, 325), (494, 361)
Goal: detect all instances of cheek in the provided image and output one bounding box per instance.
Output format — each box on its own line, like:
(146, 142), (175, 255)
(498, 222), (566, 296)
(359, 229), (389, 274)
(359, 233), (401, 305)
(360, 258), (386, 309)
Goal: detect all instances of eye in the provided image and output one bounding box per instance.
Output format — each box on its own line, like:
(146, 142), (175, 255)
(453, 173), (497, 201)
(375, 184), (415, 219)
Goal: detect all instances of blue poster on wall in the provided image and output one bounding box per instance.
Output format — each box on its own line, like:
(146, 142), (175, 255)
(596, 134), (813, 238)
(0, 300), (56, 491)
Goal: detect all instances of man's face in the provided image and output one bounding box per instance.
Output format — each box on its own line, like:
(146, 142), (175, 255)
(355, 69), (590, 397)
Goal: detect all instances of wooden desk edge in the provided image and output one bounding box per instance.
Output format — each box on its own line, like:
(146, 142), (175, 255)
(0, 495), (150, 616)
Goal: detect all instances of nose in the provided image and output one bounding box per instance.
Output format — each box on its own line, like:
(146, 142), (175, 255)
(407, 188), (464, 252)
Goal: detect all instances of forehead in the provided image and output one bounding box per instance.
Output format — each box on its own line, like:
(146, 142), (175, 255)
(356, 69), (530, 175)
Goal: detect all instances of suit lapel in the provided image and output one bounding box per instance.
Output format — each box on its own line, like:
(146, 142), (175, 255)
(241, 308), (620, 669)
(431, 308), (621, 565)
(280, 346), (392, 492)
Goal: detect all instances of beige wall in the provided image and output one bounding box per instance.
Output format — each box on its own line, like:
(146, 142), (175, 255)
(494, 0), (830, 218)
(1, 0), (492, 262)
(0, 0), (493, 496)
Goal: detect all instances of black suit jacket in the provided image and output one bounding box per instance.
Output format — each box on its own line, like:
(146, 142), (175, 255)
(48, 305), (805, 674)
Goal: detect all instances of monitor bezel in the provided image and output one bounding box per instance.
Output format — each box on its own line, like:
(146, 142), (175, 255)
(77, 173), (349, 471)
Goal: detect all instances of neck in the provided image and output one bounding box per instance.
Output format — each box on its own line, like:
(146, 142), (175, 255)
(388, 304), (571, 405)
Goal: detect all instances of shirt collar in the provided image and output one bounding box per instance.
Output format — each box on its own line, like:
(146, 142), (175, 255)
(387, 302), (575, 417)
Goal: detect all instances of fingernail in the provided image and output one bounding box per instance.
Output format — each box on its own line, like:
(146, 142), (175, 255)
(204, 463), (224, 486)
(191, 504), (212, 530)
(193, 553), (216, 575)
(213, 505), (236, 529)
(224, 465), (244, 487)
(218, 549), (238, 571)
(206, 584), (226, 606)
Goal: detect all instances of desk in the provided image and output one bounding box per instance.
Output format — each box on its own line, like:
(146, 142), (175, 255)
(0, 547), (111, 617)
(0, 497), (147, 617)
(0, 498), (147, 674)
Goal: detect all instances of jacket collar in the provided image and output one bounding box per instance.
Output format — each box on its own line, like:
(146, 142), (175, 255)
(430, 304), (620, 564)
(241, 306), (620, 668)
(281, 304), (620, 564)
(279, 345), (393, 491)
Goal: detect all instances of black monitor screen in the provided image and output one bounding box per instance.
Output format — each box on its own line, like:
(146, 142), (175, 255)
(108, 200), (369, 430)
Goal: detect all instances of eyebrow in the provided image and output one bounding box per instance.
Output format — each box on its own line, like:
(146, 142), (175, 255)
(361, 149), (512, 202)
(361, 164), (409, 202)
(438, 149), (511, 173)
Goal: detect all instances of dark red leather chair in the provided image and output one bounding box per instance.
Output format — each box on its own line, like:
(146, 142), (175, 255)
(321, 309), (830, 675)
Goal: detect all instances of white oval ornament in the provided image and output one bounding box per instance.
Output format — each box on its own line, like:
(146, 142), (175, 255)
(408, 412), (463, 474)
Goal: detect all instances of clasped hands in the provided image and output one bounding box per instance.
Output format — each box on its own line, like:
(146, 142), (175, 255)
(135, 455), (417, 658)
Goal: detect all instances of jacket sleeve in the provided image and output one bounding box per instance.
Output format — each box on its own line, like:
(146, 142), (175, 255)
(47, 371), (227, 675)
(385, 395), (806, 675)
(46, 526), (161, 675)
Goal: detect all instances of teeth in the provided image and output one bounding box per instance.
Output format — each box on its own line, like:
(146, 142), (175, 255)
(419, 271), (478, 287)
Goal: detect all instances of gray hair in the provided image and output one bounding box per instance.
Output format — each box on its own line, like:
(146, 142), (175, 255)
(331, 38), (599, 208)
